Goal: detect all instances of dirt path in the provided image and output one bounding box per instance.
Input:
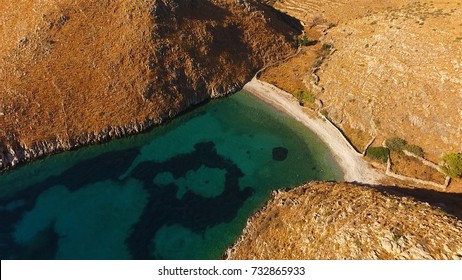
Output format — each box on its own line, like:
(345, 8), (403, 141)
(244, 78), (382, 184)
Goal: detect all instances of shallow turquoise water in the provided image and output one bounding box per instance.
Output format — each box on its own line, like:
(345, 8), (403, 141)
(0, 91), (342, 259)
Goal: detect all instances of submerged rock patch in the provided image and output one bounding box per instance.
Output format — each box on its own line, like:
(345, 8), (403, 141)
(272, 147), (288, 161)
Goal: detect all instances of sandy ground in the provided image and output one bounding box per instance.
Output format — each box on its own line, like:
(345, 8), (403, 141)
(244, 78), (382, 184)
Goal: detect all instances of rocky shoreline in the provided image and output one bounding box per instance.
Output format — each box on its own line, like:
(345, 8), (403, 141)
(226, 182), (462, 260)
(1, 0), (300, 173)
(1, 117), (157, 171)
(0, 83), (243, 172)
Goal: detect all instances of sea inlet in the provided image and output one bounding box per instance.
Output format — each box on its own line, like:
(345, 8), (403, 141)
(0, 91), (342, 259)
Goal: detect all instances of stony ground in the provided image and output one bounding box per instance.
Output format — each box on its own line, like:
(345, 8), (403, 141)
(0, 0), (299, 170)
(227, 182), (462, 260)
(260, 0), (462, 191)
(316, 0), (462, 162)
(272, 0), (410, 26)
(229, 1), (462, 260)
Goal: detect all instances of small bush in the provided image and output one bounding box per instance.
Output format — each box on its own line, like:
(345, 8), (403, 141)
(366, 147), (390, 163)
(309, 16), (327, 28)
(441, 152), (462, 178)
(298, 35), (317, 47)
(385, 137), (407, 152)
(405, 144), (424, 157)
(320, 109), (329, 117)
(294, 89), (314, 106)
(321, 43), (333, 50)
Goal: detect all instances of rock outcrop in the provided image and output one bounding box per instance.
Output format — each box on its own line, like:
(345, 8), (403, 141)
(0, 0), (300, 170)
(263, 0), (462, 162)
(226, 182), (462, 260)
(315, 1), (462, 161)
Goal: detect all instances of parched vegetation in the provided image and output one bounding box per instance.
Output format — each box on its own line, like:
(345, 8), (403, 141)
(385, 137), (407, 152)
(312, 43), (334, 69)
(390, 151), (447, 185)
(293, 89), (315, 106)
(0, 0), (299, 171)
(441, 153), (462, 178)
(405, 144), (424, 157)
(366, 146), (389, 163)
(297, 34), (317, 47)
(384, 137), (449, 185)
(227, 182), (462, 260)
(261, 0), (462, 192)
(385, 137), (424, 157)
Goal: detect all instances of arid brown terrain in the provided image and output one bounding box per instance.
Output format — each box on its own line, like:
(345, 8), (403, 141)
(2, 0), (462, 261)
(226, 1), (462, 260)
(226, 182), (462, 260)
(260, 0), (462, 191)
(316, 1), (462, 161)
(0, 0), (300, 170)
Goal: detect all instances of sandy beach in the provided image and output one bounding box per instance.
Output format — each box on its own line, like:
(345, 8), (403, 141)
(244, 77), (382, 184)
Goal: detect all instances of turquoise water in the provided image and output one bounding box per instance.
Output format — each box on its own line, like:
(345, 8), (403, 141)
(0, 91), (342, 259)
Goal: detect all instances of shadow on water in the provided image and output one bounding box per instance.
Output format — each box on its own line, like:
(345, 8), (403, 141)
(0, 91), (343, 259)
(0, 149), (140, 259)
(0, 142), (253, 259)
(127, 142), (253, 259)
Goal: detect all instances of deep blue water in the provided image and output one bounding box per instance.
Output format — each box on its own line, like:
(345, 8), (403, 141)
(0, 91), (342, 259)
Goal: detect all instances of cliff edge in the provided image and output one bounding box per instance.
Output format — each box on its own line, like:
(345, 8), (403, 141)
(0, 0), (300, 170)
(226, 182), (462, 260)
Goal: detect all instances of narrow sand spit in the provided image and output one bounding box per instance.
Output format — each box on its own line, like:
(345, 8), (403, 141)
(244, 78), (382, 184)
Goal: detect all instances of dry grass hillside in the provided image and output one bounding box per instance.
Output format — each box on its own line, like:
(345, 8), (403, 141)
(260, 0), (462, 190)
(316, 1), (462, 162)
(272, 0), (411, 26)
(0, 0), (300, 170)
(226, 0), (462, 261)
(226, 182), (462, 260)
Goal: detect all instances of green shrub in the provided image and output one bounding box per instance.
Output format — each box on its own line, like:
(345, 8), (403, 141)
(298, 35), (317, 47)
(294, 89), (314, 106)
(366, 147), (390, 163)
(385, 137), (407, 152)
(441, 153), (462, 178)
(404, 144), (424, 157)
